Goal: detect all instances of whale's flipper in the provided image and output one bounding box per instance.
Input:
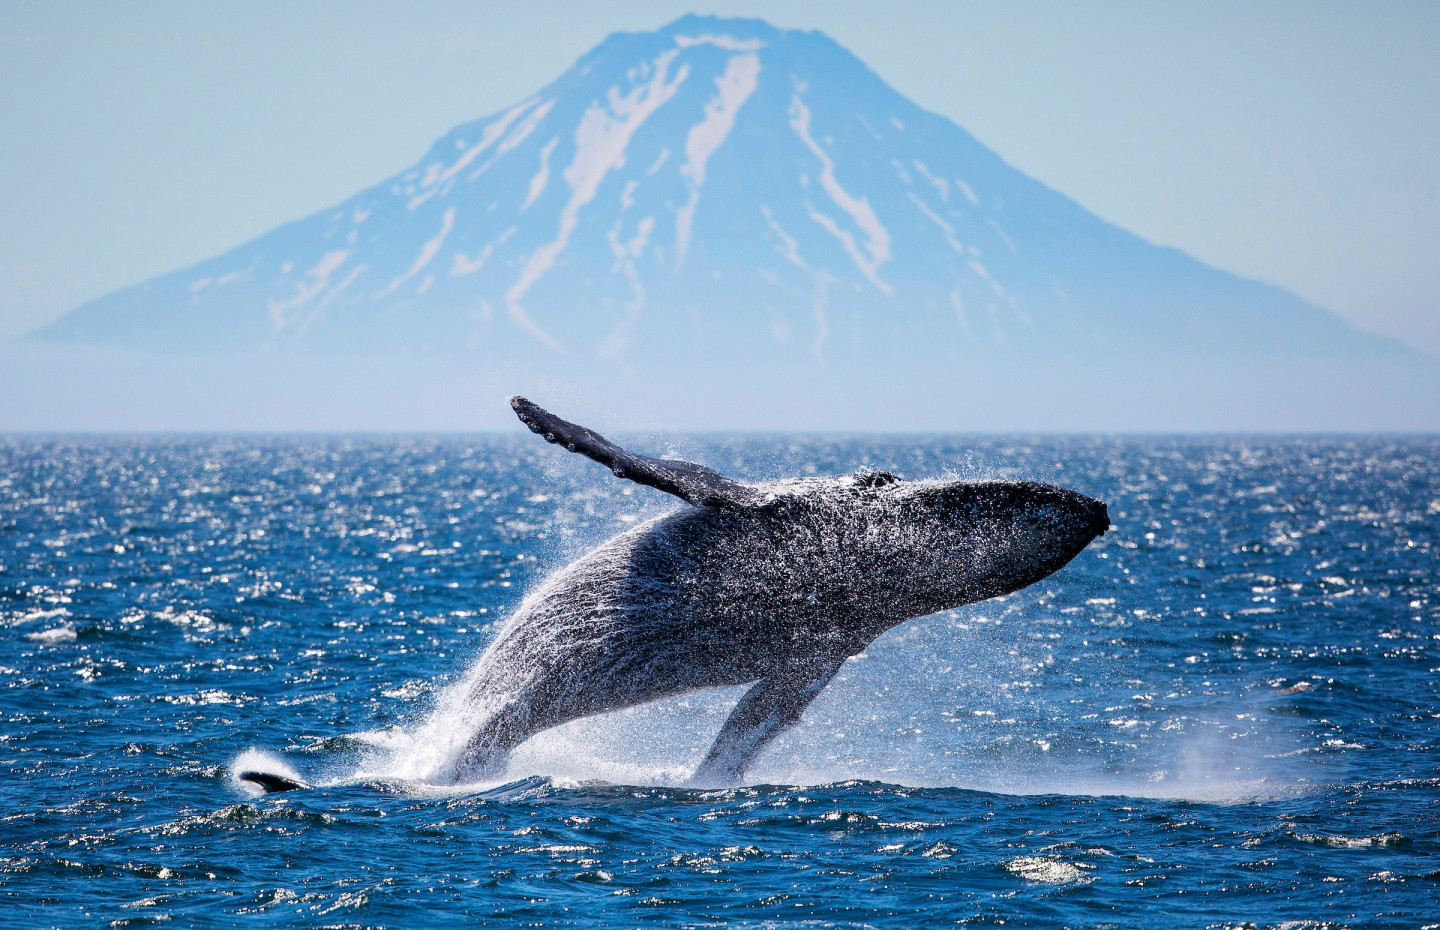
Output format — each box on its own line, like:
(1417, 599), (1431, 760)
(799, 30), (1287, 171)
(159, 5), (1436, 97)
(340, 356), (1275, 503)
(512, 396), (758, 509)
(689, 658), (846, 786)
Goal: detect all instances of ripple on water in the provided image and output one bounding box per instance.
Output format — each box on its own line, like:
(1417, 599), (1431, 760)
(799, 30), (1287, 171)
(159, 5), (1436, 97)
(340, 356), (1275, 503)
(0, 435), (1437, 926)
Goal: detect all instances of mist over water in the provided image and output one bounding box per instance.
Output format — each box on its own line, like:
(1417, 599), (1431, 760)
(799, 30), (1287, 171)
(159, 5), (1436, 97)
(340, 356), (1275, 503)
(2, 434), (1436, 925)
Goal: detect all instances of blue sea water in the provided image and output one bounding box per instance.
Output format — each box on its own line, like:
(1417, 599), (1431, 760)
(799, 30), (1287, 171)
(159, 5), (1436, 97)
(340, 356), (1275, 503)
(1, 434), (1437, 928)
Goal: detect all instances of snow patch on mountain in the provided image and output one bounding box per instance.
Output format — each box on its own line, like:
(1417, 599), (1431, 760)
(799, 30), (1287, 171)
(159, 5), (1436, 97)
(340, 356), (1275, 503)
(674, 33), (766, 52)
(506, 48), (688, 351)
(789, 92), (892, 295)
(676, 52), (761, 270)
(761, 203), (833, 361)
(409, 99), (539, 211)
(603, 213), (656, 360)
(906, 191), (965, 257)
(380, 206), (454, 297)
(912, 160), (949, 203)
(521, 137), (559, 212)
(269, 250), (352, 333)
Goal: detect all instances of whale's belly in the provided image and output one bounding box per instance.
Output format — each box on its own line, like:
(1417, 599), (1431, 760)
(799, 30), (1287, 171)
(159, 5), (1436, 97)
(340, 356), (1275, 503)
(476, 509), (850, 725)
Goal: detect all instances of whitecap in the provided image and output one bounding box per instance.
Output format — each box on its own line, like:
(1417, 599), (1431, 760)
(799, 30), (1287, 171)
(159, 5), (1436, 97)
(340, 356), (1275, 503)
(1004, 855), (1092, 884)
(26, 624), (77, 644)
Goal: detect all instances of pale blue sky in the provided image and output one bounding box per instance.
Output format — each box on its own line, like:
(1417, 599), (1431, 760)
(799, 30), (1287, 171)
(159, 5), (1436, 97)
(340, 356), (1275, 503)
(2, 0), (1437, 354)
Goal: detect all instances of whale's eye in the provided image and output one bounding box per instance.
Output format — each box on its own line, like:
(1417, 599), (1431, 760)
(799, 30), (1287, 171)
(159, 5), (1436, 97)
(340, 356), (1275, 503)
(854, 471), (899, 489)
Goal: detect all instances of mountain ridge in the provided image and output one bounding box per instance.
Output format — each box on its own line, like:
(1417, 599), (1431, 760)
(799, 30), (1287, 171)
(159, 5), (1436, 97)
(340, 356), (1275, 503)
(33, 14), (1409, 373)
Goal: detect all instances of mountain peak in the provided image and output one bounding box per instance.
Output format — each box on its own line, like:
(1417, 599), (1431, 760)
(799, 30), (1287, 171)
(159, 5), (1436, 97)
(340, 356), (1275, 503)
(657, 13), (789, 40)
(35, 16), (1402, 370)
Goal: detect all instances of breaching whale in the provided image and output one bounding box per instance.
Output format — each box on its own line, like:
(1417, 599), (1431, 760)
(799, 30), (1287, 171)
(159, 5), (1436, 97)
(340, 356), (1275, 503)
(432, 397), (1111, 787)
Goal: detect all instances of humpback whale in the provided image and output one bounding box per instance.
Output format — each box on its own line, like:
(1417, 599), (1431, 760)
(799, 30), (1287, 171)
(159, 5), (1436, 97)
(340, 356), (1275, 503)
(433, 397), (1111, 786)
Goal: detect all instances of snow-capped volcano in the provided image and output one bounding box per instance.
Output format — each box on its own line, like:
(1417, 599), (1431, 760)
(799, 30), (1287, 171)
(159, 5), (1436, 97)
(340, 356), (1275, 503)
(37, 15), (1397, 371)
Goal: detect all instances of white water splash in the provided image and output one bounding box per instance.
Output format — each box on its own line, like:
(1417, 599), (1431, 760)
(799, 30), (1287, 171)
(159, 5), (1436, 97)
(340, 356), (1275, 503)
(229, 748), (307, 797)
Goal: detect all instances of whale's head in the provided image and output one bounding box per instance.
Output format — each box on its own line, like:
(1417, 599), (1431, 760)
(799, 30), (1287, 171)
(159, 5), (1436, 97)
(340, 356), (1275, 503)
(880, 478), (1110, 615)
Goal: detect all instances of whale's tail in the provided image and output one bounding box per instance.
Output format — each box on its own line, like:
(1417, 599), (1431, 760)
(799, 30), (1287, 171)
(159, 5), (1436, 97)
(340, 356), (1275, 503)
(450, 703), (526, 784)
(237, 770), (309, 793)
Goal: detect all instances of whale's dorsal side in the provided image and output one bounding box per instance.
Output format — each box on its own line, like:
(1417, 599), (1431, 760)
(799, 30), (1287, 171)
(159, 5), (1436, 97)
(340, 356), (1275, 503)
(511, 396), (759, 509)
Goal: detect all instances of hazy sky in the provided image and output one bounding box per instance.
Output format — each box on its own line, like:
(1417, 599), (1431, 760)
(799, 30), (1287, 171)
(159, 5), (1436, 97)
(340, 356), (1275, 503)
(2, 1), (1437, 354)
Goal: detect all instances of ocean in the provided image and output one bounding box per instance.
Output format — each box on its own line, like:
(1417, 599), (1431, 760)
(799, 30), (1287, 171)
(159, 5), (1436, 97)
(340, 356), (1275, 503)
(2, 434), (1436, 927)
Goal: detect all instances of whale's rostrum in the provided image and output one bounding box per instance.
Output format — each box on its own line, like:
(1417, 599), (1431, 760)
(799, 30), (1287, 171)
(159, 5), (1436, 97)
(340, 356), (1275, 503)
(439, 397), (1110, 786)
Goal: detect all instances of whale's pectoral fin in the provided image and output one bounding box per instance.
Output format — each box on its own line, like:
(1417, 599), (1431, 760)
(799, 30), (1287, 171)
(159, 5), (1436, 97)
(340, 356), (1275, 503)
(511, 396), (758, 509)
(689, 658), (846, 786)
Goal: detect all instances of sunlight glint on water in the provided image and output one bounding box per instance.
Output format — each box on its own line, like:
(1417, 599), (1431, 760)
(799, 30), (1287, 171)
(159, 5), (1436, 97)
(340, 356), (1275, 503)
(1, 435), (1436, 926)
